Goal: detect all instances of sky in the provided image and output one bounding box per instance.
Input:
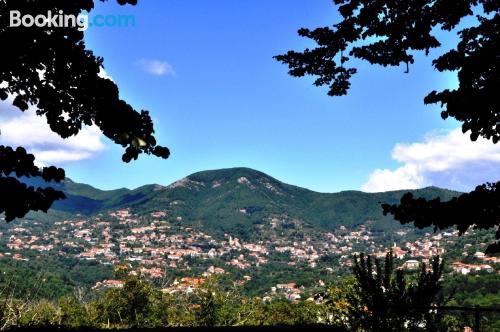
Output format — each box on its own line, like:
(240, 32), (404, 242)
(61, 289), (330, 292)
(2, 0), (500, 193)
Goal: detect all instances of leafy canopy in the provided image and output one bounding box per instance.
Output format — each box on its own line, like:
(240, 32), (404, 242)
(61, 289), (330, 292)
(0, 0), (169, 221)
(349, 252), (444, 331)
(275, 0), (500, 252)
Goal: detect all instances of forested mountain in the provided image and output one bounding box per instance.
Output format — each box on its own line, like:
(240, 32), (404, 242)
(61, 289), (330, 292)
(24, 167), (460, 237)
(4, 168), (497, 331)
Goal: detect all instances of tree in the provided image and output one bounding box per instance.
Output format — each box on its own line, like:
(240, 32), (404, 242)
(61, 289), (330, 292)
(194, 276), (241, 327)
(96, 274), (158, 328)
(314, 277), (355, 327)
(381, 184), (500, 253)
(275, 0), (500, 252)
(0, 0), (170, 222)
(348, 251), (444, 331)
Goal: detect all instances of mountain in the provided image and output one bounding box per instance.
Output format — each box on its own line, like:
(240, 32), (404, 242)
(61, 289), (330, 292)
(24, 167), (461, 237)
(22, 176), (161, 215)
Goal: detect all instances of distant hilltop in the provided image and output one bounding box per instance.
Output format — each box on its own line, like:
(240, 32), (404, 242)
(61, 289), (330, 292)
(23, 167), (461, 237)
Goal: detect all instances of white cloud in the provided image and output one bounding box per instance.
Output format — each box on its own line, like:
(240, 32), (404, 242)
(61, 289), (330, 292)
(136, 59), (176, 76)
(362, 129), (500, 192)
(0, 100), (106, 166)
(362, 164), (424, 192)
(98, 67), (114, 82)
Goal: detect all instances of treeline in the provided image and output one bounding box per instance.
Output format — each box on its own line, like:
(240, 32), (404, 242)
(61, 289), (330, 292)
(444, 274), (500, 308)
(1, 253), (497, 331)
(0, 255), (113, 300)
(0, 274), (338, 329)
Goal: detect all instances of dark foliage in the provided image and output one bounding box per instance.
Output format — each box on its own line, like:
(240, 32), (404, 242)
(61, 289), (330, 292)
(349, 251), (444, 331)
(0, 0), (169, 221)
(382, 182), (500, 253)
(275, 0), (500, 252)
(0, 146), (65, 221)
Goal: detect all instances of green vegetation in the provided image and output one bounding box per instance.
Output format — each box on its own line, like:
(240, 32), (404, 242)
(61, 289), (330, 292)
(27, 168), (460, 239)
(2, 168), (495, 330)
(0, 274), (338, 329)
(443, 274), (500, 331)
(0, 256), (113, 300)
(444, 274), (500, 308)
(0, 253), (496, 331)
(348, 252), (445, 331)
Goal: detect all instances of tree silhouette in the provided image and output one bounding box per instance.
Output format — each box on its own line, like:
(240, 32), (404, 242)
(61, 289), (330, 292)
(349, 252), (444, 331)
(382, 183), (500, 254)
(0, 0), (169, 221)
(275, 0), (500, 252)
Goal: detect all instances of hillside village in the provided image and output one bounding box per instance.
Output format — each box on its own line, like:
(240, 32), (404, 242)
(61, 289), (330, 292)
(1, 207), (498, 300)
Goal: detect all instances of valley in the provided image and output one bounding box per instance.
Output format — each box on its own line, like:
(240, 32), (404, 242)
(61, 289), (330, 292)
(0, 168), (498, 301)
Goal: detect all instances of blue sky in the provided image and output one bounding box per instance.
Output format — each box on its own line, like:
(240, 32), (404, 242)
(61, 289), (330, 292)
(3, 0), (500, 193)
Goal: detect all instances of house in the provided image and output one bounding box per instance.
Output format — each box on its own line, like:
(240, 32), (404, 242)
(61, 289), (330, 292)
(473, 252), (486, 259)
(93, 279), (124, 289)
(402, 260), (420, 270)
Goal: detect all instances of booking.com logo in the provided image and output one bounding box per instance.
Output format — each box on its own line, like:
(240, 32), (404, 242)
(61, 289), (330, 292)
(9, 10), (136, 31)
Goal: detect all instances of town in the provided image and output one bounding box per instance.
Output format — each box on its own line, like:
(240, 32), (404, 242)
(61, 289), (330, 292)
(1, 208), (498, 301)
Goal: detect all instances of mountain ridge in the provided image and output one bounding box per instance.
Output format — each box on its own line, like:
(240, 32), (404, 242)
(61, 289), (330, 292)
(21, 167), (461, 238)
(31, 166), (459, 196)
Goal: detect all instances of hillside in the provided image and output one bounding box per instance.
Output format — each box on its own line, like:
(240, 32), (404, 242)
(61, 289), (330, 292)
(24, 167), (461, 237)
(5, 168), (496, 311)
